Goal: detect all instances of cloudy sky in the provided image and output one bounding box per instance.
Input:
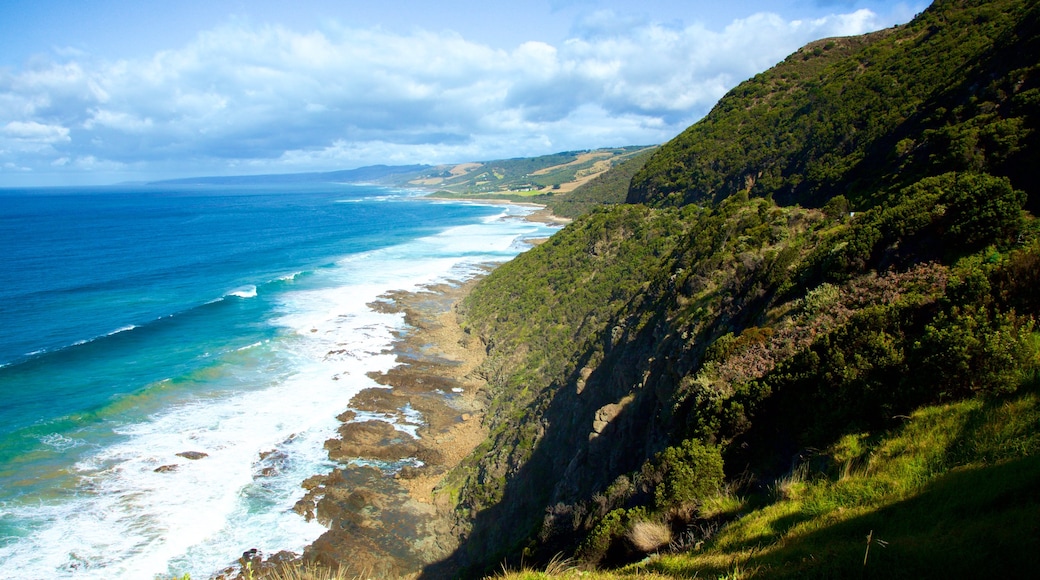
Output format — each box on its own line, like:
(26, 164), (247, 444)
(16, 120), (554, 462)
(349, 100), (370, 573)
(0, 0), (926, 186)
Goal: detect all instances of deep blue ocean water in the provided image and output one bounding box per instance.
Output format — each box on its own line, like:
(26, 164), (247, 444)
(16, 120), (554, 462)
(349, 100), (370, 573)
(0, 183), (556, 578)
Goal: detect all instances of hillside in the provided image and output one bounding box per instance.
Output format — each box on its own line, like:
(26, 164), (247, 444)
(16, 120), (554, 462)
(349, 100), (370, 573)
(404, 146), (655, 204)
(425, 1), (1040, 578)
(629, 0), (1040, 212)
(543, 148), (657, 219)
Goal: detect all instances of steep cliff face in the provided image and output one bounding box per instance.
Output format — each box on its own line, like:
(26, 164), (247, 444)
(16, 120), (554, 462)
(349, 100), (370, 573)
(436, 198), (838, 573)
(429, 0), (1040, 576)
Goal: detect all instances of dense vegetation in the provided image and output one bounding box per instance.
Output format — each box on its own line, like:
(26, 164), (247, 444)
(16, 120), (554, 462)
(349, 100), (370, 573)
(629, 0), (1040, 213)
(429, 1), (1040, 578)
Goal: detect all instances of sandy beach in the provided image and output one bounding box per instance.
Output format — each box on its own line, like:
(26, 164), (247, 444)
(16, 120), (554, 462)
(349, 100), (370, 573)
(426, 194), (573, 226)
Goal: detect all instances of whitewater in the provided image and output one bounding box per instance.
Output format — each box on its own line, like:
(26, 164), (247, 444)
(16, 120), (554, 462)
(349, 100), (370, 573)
(0, 183), (557, 579)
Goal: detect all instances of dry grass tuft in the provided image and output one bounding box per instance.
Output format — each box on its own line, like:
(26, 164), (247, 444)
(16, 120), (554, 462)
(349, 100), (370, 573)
(626, 520), (673, 553)
(266, 561), (354, 580)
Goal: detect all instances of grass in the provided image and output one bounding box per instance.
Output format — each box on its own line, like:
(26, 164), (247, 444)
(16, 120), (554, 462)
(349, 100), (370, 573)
(492, 381), (1040, 580)
(633, 382), (1040, 579)
(262, 562), (355, 580)
(161, 561), (353, 580)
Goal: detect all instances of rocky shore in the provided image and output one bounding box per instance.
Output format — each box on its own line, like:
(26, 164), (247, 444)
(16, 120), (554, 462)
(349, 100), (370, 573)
(222, 207), (562, 580)
(267, 275), (492, 579)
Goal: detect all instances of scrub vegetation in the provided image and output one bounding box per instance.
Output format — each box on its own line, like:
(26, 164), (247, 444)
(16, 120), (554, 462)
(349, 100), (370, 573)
(432, 0), (1040, 578)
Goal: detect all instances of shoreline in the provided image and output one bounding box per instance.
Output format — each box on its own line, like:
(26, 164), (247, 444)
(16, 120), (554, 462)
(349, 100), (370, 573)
(218, 278), (494, 579)
(216, 274), (496, 579)
(232, 199), (565, 579)
(283, 275), (491, 578)
(424, 194), (573, 225)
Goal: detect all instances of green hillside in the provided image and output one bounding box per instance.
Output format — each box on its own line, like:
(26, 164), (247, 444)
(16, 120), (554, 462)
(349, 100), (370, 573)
(428, 1), (1040, 578)
(629, 0), (1039, 212)
(544, 148), (657, 219)
(401, 146), (654, 205)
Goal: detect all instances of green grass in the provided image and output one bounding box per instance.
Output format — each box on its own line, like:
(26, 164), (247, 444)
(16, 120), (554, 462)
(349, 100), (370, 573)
(633, 382), (1040, 579)
(490, 381), (1040, 580)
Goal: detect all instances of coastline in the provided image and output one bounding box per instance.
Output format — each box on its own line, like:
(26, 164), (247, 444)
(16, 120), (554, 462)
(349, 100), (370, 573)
(424, 194), (573, 226)
(3, 186), (566, 579)
(232, 198), (567, 579)
(279, 275), (491, 578)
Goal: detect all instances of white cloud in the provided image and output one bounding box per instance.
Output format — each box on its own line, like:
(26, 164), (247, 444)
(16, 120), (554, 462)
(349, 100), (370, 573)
(0, 7), (895, 183)
(84, 109), (154, 132)
(3, 120), (70, 143)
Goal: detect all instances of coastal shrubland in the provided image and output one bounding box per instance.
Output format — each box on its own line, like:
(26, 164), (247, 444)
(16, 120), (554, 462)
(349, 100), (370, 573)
(628, 0), (1040, 212)
(429, 0), (1040, 578)
(491, 379), (1040, 578)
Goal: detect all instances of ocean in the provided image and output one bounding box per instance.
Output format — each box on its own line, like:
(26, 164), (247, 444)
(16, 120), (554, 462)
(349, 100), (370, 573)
(0, 183), (557, 579)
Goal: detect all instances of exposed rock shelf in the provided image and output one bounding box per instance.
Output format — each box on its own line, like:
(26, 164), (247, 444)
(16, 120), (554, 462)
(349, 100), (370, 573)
(286, 277), (491, 578)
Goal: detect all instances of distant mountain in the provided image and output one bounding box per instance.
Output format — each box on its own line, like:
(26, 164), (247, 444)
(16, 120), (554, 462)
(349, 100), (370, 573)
(149, 164), (431, 185)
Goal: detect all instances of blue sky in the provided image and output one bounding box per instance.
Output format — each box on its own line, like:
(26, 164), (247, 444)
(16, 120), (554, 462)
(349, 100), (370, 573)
(0, 0), (927, 186)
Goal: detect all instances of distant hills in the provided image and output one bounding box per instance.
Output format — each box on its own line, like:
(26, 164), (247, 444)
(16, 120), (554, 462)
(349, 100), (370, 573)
(148, 164), (431, 185)
(404, 146), (654, 196)
(147, 147), (656, 204)
(146, 147), (658, 220)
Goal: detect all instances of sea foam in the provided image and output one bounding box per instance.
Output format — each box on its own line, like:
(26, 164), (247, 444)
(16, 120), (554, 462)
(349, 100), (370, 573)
(227, 285), (258, 299)
(0, 198), (558, 579)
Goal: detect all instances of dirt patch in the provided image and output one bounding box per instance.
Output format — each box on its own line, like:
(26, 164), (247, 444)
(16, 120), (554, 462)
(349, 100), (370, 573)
(529, 151), (612, 176)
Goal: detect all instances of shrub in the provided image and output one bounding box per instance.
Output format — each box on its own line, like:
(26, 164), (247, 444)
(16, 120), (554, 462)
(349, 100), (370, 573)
(940, 172), (1025, 249)
(912, 307), (1037, 397)
(578, 507), (640, 564)
(651, 439), (725, 511)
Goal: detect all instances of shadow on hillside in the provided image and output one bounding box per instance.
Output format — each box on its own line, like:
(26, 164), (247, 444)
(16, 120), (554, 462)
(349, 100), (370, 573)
(419, 309), (685, 578)
(696, 454), (1040, 579)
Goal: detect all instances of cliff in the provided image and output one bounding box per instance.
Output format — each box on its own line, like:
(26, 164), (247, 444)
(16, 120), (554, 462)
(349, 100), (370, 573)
(426, 0), (1040, 577)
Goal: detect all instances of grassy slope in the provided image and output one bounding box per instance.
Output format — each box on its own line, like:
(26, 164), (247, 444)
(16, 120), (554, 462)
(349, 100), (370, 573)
(495, 379), (1040, 579)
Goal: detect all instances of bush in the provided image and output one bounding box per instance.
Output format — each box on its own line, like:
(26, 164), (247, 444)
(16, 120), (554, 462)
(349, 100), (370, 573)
(912, 172), (1025, 250)
(651, 439), (725, 511)
(912, 307), (1037, 397)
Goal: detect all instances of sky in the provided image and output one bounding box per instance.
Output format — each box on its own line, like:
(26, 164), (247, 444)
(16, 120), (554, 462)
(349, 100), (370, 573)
(0, 0), (928, 186)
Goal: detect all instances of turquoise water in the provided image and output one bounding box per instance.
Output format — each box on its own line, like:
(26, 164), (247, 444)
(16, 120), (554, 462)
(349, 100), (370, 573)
(0, 183), (556, 578)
